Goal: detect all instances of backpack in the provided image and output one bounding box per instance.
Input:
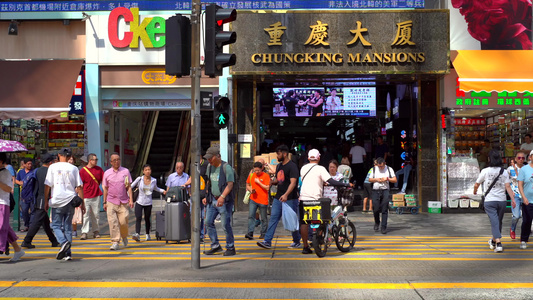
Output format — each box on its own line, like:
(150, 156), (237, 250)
(371, 166), (392, 179)
(207, 161), (238, 201)
(20, 169), (37, 203)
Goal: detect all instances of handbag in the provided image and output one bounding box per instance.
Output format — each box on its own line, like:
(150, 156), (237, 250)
(480, 168), (504, 212)
(71, 195), (83, 208)
(131, 176), (141, 202)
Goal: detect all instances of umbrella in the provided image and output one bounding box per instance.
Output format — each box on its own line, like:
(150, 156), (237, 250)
(0, 139), (27, 152)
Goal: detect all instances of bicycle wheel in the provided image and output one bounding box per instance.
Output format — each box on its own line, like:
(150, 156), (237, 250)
(335, 221), (356, 252)
(312, 223), (328, 258)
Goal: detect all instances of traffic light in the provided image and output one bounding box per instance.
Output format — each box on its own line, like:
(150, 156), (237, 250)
(165, 14), (191, 77)
(213, 96), (230, 129)
(204, 4), (237, 78)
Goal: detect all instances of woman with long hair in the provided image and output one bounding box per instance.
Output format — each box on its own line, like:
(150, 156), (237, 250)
(474, 150), (515, 253)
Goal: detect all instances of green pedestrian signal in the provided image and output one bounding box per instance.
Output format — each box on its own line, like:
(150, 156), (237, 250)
(214, 96), (230, 129)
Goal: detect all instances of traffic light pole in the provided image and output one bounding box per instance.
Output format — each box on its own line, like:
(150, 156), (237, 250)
(190, 0), (202, 270)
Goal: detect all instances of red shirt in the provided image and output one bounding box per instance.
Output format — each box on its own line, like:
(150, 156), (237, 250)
(79, 165), (104, 198)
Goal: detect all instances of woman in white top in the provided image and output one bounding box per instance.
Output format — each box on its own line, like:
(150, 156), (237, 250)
(131, 164), (166, 241)
(323, 160), (345, 206)
(474, 150), (515, 253)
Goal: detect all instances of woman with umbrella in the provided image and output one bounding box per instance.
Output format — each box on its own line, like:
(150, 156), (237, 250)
(0, 152), (25, 261)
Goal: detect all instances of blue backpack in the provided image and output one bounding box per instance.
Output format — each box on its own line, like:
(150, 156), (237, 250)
(20, 170), (37, 203)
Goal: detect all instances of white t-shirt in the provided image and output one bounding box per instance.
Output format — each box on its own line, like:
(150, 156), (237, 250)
(476, 167), (510, 202)
(45, 162), (83, 208)
(300, 163), (331, 201)
(0, 168), (13, 206)
(349, 146), (366, 164)
(520, 143), (533, 151)
(507, 165), (522, 198)
(325, 96), (341, 110)
(369, 166), (396, 190)
(323, 172), (344, 205)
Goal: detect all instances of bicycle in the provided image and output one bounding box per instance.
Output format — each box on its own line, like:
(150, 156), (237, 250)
(304, 187), (357, 258)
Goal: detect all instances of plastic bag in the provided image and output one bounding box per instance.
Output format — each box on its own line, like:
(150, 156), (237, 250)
(282, 202), (299, 232)
(243, 190), (251, 205)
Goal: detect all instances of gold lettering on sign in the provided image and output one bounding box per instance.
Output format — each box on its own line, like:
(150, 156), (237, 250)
(392, 20), (415, 46)
(304, 20), (330, 46)
(250, 52), (425, 65)
(264, 21), (287, 46)
(347, 21), (371, 46)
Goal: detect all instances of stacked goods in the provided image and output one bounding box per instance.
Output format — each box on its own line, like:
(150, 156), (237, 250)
(428, 201), (442, 213)
(392, 194), (405, 207)
(405, 194), (417, 206)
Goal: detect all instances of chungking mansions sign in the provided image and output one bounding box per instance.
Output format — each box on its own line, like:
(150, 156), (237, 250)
(231, 10), (449, 75)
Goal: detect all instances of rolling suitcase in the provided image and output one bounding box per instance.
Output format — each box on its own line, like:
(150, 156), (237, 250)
(165, 201), (191, 243)
(155, 195), (165, 240)
(166, 186), (188, 202)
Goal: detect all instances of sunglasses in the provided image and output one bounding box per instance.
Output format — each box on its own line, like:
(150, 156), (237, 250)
(516, 157), (526, 160)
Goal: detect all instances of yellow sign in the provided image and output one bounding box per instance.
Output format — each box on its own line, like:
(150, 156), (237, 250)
(347, 21), (371, 46)
(141, 68), (177, 85)
(264, 22), (287, 46)
(304, 20), (330, 46)
(392, 21), (415, 46)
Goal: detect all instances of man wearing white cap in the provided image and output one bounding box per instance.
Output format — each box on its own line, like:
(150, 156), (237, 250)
(299, 149), (352, 254)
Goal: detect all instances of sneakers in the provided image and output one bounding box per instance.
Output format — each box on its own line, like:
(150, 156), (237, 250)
(145, 234), (151, 241)
(288, 242), (302, 249)
(510, 229), (516, 240)
(21, 242), (35, 249)
(302, 247), (313, 254)
(244, 232), (254, 240)
(373, 223), (380, 231)
(123, 237), (128, 247)
(110, 243), (120, 251)
(72, 231), (77, 237)
(488, 239), (495, 250)
(381, 227), (387, 234)
(56, 241), (71, 260)
(494, 243), (503, 253)
(80, 233), (88, 240)
(223, 248), (236, 256)
(204, 245), (223, 255)
(93, 231), (101, 239)
(257, 241), (272, 249)
(9, 250), (25, 262)
(132, 233), (141, 242)
(62, 256), (72, 261)
(520, 241), (527, 249)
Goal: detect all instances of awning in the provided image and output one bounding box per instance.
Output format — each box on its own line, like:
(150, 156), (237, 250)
(0, 59), (84, 119)
(453, 50), (533, 93)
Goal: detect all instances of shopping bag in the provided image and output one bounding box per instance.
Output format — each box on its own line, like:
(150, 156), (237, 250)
(243, 190), (251, 205)
(282, 202), (299, 232)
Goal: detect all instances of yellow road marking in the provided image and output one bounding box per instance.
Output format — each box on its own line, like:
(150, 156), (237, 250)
(6, 281), (533, 289)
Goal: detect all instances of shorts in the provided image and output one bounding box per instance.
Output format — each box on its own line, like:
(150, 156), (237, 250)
(364, 183), (373, 199)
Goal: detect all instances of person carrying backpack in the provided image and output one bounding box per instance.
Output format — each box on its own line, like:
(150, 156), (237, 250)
(22, 153), (59, 248)
(202, 146), (236, 256)
(15, 158), (34, 232)
(368, 157), (397, 234)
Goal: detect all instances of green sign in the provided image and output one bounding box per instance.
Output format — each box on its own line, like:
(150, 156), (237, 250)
(455, 91), (532, 108)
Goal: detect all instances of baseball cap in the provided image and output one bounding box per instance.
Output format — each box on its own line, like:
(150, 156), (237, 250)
(80, 155), (88, 163)
(529, 150), (533, 157)
(59, 148), (72, 157)
(41, 153), (54, 164)
(204, 146), (220, 160)
(308, 149), (321, 160)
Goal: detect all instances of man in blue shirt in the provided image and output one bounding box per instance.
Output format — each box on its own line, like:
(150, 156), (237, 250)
(517, 150), (533, 249)
(165, 161), (190, 192)
(15, 158), (33, 231)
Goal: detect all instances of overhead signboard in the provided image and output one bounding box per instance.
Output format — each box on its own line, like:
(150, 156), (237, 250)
(231, 10), (449, 75)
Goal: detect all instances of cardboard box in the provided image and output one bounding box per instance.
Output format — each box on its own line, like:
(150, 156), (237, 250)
(268, 152), (278, 165)
(393, 201), (405, 207)
(392, 194), (405, 202)
(406, 202), (417, 207)
(428, 201), (442, 213)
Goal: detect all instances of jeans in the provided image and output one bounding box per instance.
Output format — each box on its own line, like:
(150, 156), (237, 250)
(520, 203), (533, 243)
(81, 196), (101, 234)
(20, 199), (33, 228)
(372, 189), (390, 228)
(394, 164), (412, 193)
(24, 208), (58, 245)
(263, 198), (301, 245)
(51, 203), (74, 256)
(484, 201), (505, 240)
(135, 203), (152, 235)
(205, 200), (234, 250)
(511, 194), (522, 232)
(248, 200), (268, 235)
